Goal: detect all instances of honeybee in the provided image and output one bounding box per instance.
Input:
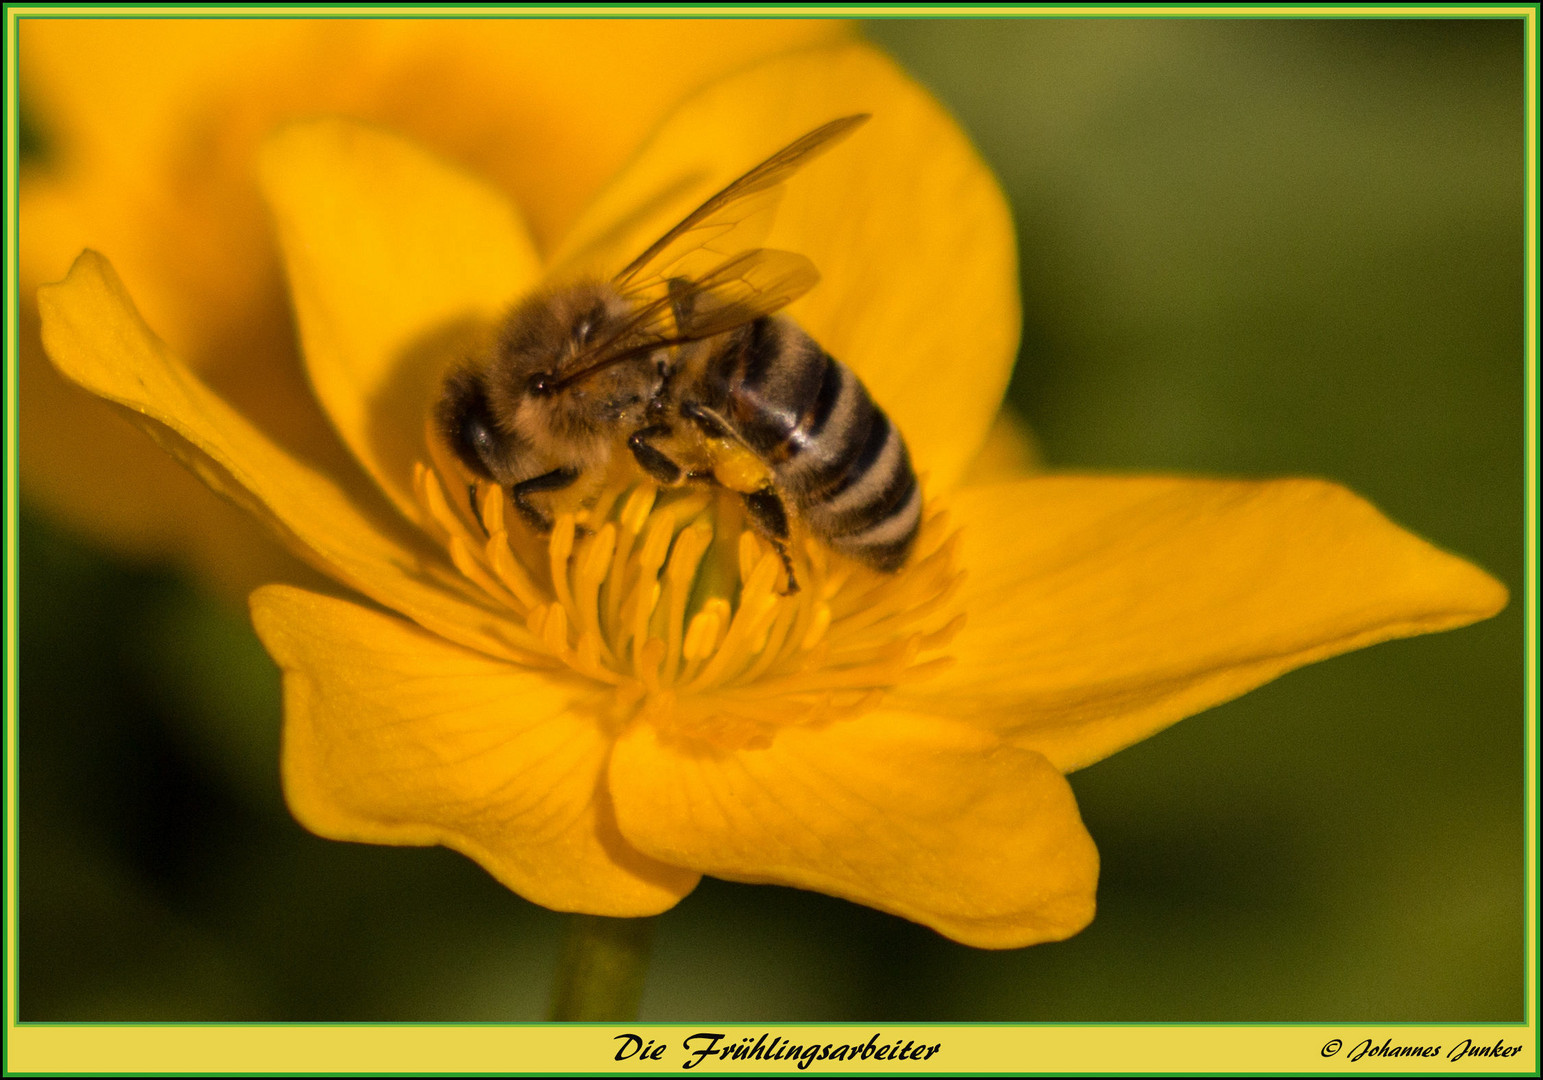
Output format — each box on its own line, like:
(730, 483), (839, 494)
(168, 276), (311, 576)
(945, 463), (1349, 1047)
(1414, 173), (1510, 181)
(436, 114), (920, 591)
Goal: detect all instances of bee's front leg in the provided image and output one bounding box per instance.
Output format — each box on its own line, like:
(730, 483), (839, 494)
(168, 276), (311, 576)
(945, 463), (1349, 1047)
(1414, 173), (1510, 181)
(627, 425), (688, 485)
(509, 467), (579, 532)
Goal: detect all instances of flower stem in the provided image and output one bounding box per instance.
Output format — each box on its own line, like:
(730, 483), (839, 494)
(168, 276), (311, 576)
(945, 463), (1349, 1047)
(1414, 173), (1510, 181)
(548, 914), (658, 1021)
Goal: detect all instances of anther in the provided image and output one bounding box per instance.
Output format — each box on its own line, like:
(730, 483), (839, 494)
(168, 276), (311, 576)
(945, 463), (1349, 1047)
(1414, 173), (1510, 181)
(414, 452), (963, 746)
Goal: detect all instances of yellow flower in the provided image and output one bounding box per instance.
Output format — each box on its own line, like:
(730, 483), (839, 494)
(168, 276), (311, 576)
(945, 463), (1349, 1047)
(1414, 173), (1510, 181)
(37, 43), (1506, 948)
(19, 18), (845, 593)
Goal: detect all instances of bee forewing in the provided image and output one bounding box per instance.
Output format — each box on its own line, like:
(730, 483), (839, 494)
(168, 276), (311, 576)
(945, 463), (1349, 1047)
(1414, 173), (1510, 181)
(612, 114), (870, 291)
(671, 249), (821, 339)
(552, 249), (820, 392)
(619, 185), (785, 293)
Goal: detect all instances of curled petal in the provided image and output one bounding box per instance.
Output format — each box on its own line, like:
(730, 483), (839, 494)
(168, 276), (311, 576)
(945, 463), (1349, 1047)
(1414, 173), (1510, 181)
(554, 43), (1019, 493)
(609, 711), (1098, 949)
(37, 250), (518, 660)
(896, 475), (1510, 772)
(19, 283), (306, 595)
(253, 585), (698, 915)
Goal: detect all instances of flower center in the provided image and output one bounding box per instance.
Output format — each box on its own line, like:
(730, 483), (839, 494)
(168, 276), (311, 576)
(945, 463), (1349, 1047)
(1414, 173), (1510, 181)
(414, 437), (963, 749)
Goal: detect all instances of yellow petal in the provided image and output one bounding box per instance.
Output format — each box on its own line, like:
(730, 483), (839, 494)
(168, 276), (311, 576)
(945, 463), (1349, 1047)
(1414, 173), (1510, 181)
(23, 20), (850, 252)
(260, 118), (543, 523)
(958, 406), (1044, 485)
(609, 711), (1097, 949)
(21, 21), (311, 183)
(896, 475), (1509, 773)
(554, 43), (1019, 492)
(37, 250), (517, 660)
(354, 20), (855, 249)
(252, 585), (697, 915)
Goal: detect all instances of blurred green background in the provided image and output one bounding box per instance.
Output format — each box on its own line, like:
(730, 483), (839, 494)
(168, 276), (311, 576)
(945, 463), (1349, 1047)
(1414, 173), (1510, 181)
(18, 18), (1526, 1021)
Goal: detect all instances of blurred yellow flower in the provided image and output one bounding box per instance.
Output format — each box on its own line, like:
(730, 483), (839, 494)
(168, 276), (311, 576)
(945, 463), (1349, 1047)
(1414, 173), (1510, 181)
(19, 18), (846, 593)
(37, 43), (1506, 948)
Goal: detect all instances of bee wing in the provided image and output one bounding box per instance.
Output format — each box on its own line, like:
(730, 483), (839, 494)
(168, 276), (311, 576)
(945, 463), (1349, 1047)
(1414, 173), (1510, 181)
(598, 248), (819, 352)
(549, 249), (820, 392)
(668, 248), (821, 339)
(612, 113), (869, 292)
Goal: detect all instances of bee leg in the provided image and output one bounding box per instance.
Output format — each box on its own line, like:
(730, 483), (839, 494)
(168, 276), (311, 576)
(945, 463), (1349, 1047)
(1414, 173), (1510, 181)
(467, 484), (489, 537)
(679, 400), (730, 439)
(742, 488), (800, 596)
(627, 425), (685, 485)
(510, 467), (579, 533)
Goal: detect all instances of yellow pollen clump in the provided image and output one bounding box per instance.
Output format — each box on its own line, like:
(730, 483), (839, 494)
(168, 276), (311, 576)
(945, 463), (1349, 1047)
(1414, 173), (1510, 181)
(415, 439), (964, 750)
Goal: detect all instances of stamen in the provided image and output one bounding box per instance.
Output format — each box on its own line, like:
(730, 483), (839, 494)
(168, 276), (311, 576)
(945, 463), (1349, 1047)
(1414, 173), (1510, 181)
(684, 551), (784, 692)
(799, 603), (832, 652)
(605, 487), (657, 641)
(574, 524), (618, 665)
(448, 534), (523, 612)
(680, 597), (731, 674)
(413, 445), (964, 750)
(548, 514), (578, 618)
(738, 530), (765, 586)
(733, 602), (799, 686)
(660, 525), (712, 687)
(487, 530), (543, 611)
(541, 601), (569, 657)
(478, 482), (506, 536)
(416, 461), (470, 546)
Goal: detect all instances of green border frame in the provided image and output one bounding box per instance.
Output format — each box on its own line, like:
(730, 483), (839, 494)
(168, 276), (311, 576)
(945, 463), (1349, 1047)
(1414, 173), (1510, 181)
(3, 4), (1537, 1075)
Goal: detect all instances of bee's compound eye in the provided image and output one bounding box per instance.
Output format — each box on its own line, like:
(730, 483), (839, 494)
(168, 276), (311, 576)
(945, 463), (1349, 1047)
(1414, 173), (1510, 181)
(436, 372), (502, 481)
(451, 412), (500, 480)
(465, 414), (495, 455)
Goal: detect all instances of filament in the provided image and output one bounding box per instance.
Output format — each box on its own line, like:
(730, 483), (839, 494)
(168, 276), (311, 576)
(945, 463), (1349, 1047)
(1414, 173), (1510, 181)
(415, 448), (962, 750)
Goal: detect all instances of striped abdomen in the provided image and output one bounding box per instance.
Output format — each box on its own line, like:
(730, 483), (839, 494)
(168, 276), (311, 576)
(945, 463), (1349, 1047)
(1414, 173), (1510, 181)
(705, 317), (921, 572)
